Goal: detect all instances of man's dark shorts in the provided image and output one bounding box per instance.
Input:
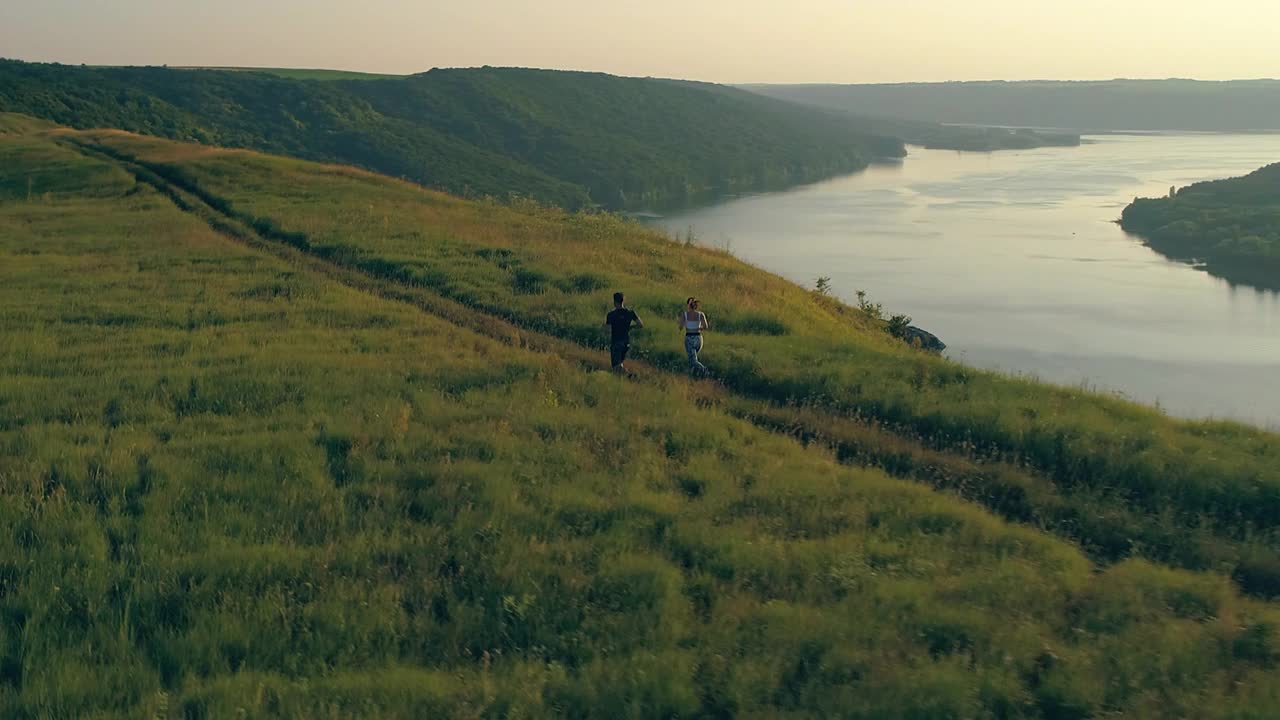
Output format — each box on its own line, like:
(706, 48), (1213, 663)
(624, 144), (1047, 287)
(610, 342), (630, 368)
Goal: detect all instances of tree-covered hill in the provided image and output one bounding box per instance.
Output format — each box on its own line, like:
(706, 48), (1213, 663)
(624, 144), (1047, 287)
(1121, 163), (1280, 289)
(173, 66), (407, 81)
(745, 79), (1280, 132)
(0, 60), (908, 210)
(339, 68), (911, 209)
(0, 61), (591, 208)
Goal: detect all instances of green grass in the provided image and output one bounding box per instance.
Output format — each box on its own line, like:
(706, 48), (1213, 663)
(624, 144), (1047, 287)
(0, 114), (53, 135)
(69, 127), (1280, 595)
(3, 120), (1280, 717)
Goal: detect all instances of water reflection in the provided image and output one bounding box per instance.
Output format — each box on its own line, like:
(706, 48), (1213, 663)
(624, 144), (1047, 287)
(652, 134), (1280, 427)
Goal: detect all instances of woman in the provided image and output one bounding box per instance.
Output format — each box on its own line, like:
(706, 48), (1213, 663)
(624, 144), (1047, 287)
(680, 297), (710, 375)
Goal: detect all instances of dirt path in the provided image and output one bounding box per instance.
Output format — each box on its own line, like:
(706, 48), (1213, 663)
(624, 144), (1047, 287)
(61, 135), (1225, 584)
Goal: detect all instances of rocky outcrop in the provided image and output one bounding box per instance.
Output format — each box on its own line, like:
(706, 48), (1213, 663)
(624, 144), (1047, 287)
(901, 325), (946, 353)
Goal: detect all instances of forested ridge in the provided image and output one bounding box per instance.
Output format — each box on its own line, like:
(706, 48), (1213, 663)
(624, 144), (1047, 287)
(0, 60), (909, 210)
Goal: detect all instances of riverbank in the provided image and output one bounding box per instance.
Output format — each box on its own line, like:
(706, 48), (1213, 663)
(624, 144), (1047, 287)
(653, 133), (1280, 427)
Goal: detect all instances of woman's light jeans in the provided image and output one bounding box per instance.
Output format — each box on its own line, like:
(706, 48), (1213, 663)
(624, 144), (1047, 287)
(685, 334), (707, 374)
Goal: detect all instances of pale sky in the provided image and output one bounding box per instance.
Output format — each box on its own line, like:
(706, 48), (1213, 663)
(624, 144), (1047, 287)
(3, 0), (1278, 83)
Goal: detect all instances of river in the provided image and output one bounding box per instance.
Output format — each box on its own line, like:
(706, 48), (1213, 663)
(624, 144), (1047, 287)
(651, 134), (1280, 428)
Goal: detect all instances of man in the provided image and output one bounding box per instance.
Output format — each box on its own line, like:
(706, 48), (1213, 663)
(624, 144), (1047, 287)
(604, 291), (643, 372)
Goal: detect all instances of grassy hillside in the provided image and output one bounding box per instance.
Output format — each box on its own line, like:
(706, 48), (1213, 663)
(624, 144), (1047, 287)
(0, 113), (52, 135)
(745, 79), (1280, 132)
(2, 116), (1280, 716)
(76, 127), (1280, 595)
(0, 60), (906, 211)
(1121, 164), (1280, 290)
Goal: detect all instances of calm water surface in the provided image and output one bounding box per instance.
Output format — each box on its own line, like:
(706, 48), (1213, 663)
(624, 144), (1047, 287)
(653, 135), (1280, 428)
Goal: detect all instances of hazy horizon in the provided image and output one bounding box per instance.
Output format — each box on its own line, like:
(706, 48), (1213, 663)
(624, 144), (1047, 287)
(4, 0), (1280, 84)
(6, 57), (1279, 86)
(6, 57), (1278, 86)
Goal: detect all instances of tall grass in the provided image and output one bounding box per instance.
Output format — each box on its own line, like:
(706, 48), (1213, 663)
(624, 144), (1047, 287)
(2, 125), (1279, 717)
(72, 129), (1280, 597)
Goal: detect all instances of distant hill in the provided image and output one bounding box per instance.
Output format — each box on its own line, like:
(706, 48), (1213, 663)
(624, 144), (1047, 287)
(338, 68), (911, 209)
(745, 79), (1280, 132)
(1121, 163), (1280, 289)
(0, 60), (908, 210)
(171, 66), (407, 81)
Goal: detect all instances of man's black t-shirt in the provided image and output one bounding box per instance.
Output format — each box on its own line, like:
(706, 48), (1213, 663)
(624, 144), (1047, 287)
(607, 308), (639, 344)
